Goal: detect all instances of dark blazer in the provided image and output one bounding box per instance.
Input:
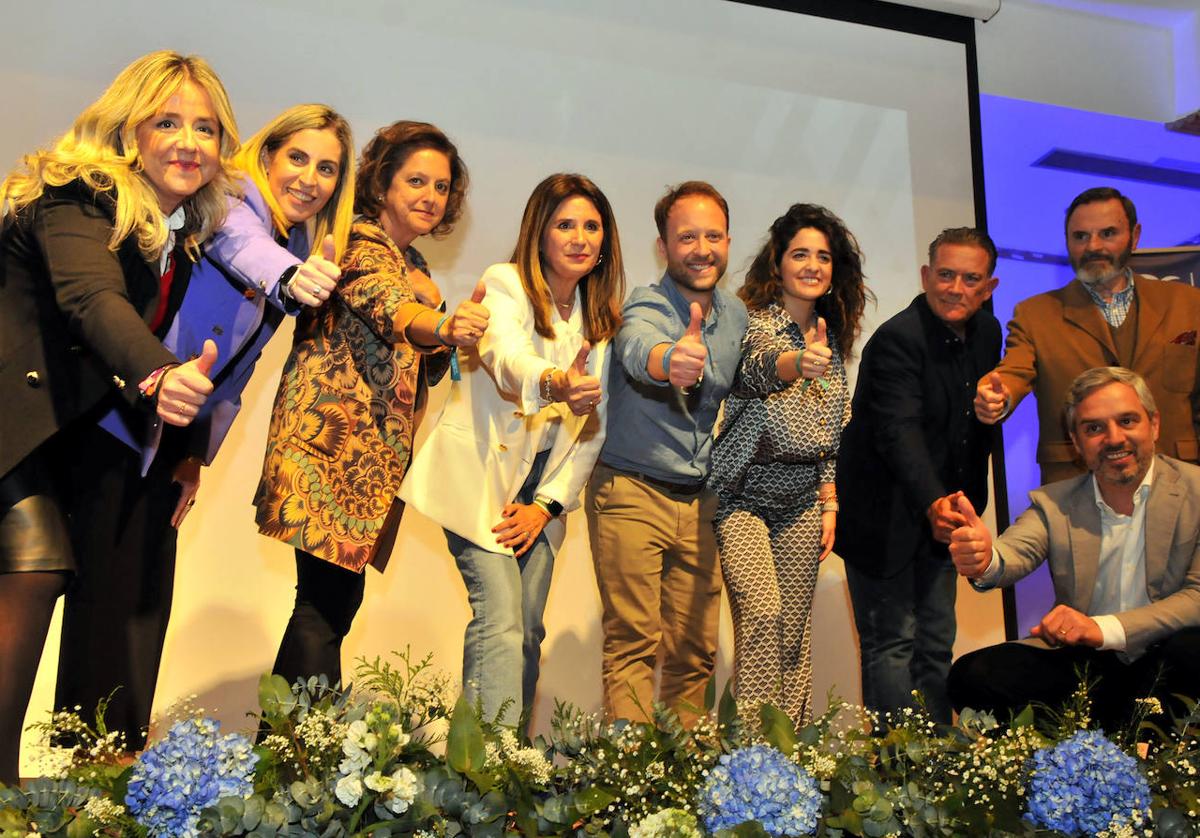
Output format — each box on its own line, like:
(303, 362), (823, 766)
(835, 295), (1000, 577)
(0, 180), (185, 479)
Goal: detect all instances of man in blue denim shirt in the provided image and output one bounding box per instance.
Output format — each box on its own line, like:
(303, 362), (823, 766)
(586, 181), (748, 723)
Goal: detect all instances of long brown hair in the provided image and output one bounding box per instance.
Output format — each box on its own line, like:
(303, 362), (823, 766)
(739, 202), (871, 360)
(510, 173), (625, 343)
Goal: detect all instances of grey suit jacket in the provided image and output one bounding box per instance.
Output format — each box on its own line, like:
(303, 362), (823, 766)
(990, 454), (1200, 658)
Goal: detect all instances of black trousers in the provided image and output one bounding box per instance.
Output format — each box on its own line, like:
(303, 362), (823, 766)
(948, 626), (1200, 731)
(54, 424), (184, 749)
(271, 549), (366, 689)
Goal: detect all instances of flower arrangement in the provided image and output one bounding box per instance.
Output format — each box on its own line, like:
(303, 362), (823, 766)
(1026, 729), (1152, 836)
(698, 744), (822, 836)
(124, 717), (257, 837)
(3, 649), (1199, 838)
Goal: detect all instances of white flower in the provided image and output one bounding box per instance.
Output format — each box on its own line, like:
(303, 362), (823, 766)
(83, 796), (126, 824)
(387, 766), (420, 814)
(364, 771), (393, 793)
(335, 772), (364, 807)
(339, 742), (371, 776)
(345, 719), (378, 751)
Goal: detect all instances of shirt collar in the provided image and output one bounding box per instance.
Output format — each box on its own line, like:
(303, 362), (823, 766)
(1092, 457), (1155, 517)
(165, 206), (186, 232)
(660, 271), (724, 325)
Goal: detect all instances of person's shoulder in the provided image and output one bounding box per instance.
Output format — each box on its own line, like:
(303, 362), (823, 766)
(41, 178), (116, 216)
(1155, 455), (1200, 490)
(481, 262), (520, 285)
(623, 283), (671, 312)
(1139, 276), (1200, 303)
(716, 285), (747, 314)
(1032, 470), (1091, 510)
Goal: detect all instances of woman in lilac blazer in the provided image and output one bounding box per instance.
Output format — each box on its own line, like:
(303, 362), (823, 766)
(58, 104), (357, 750)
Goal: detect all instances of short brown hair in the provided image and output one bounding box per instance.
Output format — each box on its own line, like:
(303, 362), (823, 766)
(354, 120), (468, 237)
(653, 180), (729, 240)
(1064, 186), (1137, 234)
(928, 227), (997, 276)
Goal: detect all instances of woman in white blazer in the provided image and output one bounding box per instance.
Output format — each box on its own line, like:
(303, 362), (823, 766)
(401, 173), (625, 728)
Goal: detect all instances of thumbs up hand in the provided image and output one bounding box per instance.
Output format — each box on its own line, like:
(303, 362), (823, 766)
(798, 316), (833, 381)
(288, 234), (341, 308)
(948, 492), (993, 579)
(669, 302), (708, 389)
(927, 491), (968, 544)
(441, 279), (490, 347)
(157, 339), (218, 427)
(560, 341), (601, 416)
(974, 370), (1010, 425)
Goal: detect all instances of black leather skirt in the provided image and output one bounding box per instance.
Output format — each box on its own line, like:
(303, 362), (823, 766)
(0, 445), (74, 573)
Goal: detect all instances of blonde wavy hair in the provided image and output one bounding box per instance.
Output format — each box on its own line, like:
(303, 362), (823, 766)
(233, 104), (355, 262)
(0, 50), (239, 262)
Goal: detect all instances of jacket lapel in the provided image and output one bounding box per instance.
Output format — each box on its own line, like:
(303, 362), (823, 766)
(1062, 280), (1117, 362)
(1066, 477), (1102, 613)
(1131, 278), (1167, 371)
(1144, 456), (1182, 600)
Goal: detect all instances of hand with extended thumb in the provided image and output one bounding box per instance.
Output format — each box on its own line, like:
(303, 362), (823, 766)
(561, 341), (601, 415)
(158, 339), (217, 427)
(668, 302), (708, 389)
(948, 492), (993, 579)
(442, 279), (490, 347)
(288, 234), (340, 308)
(974, 370), (1010, 425)
(798, 315), (833, 380)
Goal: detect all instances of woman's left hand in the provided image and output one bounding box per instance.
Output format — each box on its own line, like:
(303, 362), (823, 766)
(442, 280), (490, 347)
(818, 509), (836, 561)
(492, 502), (552, 557)
(170, 456), (203, 528)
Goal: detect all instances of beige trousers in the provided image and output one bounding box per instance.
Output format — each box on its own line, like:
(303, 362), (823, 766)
(586, 464), (721, 725)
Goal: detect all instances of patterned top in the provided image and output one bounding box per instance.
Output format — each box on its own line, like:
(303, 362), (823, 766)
(253, 218), (449, 572)
(709, 302), (850, 505)
(1081, 268), (1136, 328)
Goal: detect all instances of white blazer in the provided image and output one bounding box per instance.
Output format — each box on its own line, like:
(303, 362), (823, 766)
(400, 263), (609, 554)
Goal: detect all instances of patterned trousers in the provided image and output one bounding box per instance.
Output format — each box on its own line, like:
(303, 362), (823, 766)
(715, 501), (821, 725)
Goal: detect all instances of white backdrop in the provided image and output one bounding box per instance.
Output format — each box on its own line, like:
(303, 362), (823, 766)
(0, 0), (1005, 771)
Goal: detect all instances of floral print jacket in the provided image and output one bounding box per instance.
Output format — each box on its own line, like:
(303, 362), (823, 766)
(253, 218), (448, 571)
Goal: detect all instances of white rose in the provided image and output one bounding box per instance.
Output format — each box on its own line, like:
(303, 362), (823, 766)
(335, 773), (363, 807)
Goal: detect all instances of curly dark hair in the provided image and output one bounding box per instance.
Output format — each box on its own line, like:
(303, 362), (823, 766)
(354, 120), (468, 237)
(738, 203), (872, 360)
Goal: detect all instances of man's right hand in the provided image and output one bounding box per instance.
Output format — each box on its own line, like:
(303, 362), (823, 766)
(948, 493), (993, 579)
(668, 302), (707, 388)
(974, 371), (1010, 425)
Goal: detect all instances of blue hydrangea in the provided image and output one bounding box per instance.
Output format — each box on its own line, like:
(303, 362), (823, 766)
(698, 744), (822, 836)
(1025, 729), (1151, 836)
(125, 717), (258, 837)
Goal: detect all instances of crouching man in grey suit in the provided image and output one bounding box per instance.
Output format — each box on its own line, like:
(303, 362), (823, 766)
(948, 366), (1200, 728)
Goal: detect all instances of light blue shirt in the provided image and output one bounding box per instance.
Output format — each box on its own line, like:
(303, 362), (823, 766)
(599, 274), (747, 483)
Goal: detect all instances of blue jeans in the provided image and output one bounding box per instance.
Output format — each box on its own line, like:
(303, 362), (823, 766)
(844, 546), (958, 724)
(446, 451), (554, 730)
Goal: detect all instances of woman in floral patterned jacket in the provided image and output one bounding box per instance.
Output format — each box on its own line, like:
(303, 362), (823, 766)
(253, 121), (489, 688)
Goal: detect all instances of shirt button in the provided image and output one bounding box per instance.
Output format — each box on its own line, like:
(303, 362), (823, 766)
(25, 371), (40, 387)
(213, 325), (225, 336)
(498, 444), (508, 452)
(112, 375), (126, 389)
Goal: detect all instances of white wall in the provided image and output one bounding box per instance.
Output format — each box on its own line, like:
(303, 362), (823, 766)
(975, 0), (1195, 121)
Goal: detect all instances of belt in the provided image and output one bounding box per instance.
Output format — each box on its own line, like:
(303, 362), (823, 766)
(600, 461), (706, 496)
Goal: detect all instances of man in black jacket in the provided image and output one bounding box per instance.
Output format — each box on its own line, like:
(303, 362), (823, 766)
(835, 227), (1001, 724)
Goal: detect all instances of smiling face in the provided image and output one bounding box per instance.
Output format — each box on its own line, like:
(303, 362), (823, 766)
(378, 147), (452, 249)
(920, 242), (997, 333)
(265, 127), (343, 226)
(134, 80), (221, 214)
(540, 195), (603, 286)
(657, 194), (729, 299)
(1070, 381), (1160, 492)
(1066, 198), (1141, 286)
(779, 227), (833, 306)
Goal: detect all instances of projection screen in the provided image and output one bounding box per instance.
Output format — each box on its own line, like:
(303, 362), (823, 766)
(1, 0), (997, 766)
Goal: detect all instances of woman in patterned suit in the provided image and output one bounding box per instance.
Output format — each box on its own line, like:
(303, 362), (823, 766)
(254, 121), (489, 688)
(709, 203), (869, 724)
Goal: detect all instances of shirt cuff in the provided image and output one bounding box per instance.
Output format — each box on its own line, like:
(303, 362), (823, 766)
(1092, 614), (1127, 651)
(970, 548), (1004, 590)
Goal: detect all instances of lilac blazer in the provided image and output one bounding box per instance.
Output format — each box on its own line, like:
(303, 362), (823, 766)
(98, 177), (308, 470)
